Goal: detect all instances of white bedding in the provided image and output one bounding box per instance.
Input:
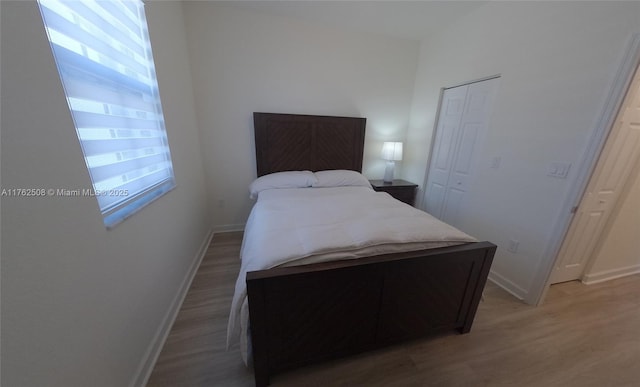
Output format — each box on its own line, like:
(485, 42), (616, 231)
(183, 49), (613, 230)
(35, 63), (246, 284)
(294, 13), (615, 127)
(226, 186), (477, 363)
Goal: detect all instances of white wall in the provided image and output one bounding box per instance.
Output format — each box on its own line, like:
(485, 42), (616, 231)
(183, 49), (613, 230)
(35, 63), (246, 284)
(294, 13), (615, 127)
(181, 3), (420, 230)
(584, 159), (640, 283)
(1, 2), (210, 386)
(404, 1), (640, 302)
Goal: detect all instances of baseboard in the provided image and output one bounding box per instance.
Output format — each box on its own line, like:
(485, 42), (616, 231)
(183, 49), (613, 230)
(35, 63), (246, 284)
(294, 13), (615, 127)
(582, 264), (640, 285)
(212, 223), (245, 233)
(488, 270), (527, 301)
(130, 228), (214, 387)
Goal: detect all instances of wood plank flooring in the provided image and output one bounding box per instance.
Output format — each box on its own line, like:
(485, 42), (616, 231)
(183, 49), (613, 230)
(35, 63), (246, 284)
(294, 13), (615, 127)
(147, 232), (640, 386)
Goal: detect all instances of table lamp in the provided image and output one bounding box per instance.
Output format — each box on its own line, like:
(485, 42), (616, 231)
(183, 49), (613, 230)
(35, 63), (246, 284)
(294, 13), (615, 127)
(382, 141), (403, 183)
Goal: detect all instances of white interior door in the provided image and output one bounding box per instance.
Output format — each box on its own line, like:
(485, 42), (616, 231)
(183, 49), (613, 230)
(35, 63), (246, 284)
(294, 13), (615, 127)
(550, 64), (640, 284)
(424, 85), (467, 219)
(424, 78), (499, 227)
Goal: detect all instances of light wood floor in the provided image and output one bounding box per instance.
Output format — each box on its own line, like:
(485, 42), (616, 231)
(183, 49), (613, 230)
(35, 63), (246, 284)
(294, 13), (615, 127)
(147, 232), (640, 386)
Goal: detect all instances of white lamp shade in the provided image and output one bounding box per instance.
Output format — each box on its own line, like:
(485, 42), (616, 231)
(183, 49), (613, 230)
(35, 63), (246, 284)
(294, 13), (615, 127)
(381, 142), (403, 161)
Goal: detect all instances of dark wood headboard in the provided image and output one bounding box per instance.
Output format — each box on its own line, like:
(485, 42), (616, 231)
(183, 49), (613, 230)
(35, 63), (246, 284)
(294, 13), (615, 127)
(254, 113), (366, 176)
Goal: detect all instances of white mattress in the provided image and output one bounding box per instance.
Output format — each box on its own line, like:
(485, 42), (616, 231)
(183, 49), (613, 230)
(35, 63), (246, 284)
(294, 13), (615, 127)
(226, 186), (477, 363)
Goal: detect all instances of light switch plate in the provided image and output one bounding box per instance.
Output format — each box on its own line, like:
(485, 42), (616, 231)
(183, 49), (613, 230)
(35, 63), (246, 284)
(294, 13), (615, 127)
(547, 162), (571, 178)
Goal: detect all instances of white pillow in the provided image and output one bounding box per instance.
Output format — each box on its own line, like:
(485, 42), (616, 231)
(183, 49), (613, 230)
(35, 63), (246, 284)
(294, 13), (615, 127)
(249, 170), (317, 199)
(313, 170), (372, 189)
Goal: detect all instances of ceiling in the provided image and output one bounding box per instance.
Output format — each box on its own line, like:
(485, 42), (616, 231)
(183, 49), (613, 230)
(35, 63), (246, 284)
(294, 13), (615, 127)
(216, 1), (488, 42)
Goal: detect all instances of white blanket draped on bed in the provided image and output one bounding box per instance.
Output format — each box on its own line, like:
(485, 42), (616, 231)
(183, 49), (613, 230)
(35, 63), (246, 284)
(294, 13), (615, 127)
(226, 186), (477, 363)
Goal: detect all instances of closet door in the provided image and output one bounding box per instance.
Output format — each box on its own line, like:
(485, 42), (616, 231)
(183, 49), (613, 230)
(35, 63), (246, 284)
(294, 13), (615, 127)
(424, 78), (499, 227)
(424, 85), (467, 219)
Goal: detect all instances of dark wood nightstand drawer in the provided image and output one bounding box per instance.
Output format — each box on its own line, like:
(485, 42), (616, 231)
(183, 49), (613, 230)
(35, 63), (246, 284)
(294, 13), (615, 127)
(369, 179), (418, 206)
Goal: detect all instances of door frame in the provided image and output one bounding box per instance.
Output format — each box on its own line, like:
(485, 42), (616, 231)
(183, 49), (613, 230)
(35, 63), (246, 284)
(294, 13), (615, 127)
(529, 33), (640, 305)
(417, 74), (501, 210)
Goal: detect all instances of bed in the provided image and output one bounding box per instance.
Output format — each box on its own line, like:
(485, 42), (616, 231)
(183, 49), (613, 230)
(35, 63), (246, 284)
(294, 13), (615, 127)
(232, 113), (496, 386)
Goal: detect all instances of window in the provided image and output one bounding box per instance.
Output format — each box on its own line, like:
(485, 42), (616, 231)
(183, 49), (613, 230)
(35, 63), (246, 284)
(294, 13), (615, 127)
(38, 0), (175, 228)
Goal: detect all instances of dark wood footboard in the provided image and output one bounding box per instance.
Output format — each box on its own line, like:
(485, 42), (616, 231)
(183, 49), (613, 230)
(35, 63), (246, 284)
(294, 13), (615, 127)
(246, 241), (496, 386)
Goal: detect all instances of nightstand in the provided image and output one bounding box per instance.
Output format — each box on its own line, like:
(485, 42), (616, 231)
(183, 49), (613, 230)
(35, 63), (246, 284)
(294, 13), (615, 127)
(369, 179), (418, 206)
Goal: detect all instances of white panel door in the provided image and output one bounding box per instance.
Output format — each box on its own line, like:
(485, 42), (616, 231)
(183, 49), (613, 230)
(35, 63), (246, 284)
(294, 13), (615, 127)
(551, 65), (640, 284)
(424, 85), (467, 218)
(425, 78), (499, 227)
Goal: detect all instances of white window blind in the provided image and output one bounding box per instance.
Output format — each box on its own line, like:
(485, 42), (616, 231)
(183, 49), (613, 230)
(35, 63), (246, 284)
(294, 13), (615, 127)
(38, 0), (175, 228)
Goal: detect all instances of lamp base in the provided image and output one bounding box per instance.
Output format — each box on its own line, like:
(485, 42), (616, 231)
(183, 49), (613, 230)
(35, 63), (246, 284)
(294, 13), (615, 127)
(383, 161), (395, 183)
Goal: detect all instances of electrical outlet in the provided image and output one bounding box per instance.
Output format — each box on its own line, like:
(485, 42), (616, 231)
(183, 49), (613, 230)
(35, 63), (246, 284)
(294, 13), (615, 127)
(508, 239), (519, 253)
(490, 156), (501, 169)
